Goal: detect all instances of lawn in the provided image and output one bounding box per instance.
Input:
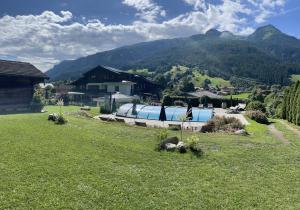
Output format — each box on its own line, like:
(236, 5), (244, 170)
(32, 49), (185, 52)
(223, 92), (250, 100)
(1, 106), (300, 209)
(192, 71), (232, 88)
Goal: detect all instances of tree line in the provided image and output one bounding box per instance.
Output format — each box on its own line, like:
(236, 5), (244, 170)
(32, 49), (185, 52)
(281, 81), (300, 125)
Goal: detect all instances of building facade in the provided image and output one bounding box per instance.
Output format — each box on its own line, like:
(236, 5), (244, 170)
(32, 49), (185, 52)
(0, 60), (48, 112)
(72, 66), (160, 99)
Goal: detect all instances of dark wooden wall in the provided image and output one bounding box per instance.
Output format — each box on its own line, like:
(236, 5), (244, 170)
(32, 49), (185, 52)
(0, 76), (43, 112)
(0, 87), (33, 109)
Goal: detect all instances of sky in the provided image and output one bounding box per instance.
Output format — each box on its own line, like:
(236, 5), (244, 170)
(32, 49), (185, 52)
(0, 0), (299, 71)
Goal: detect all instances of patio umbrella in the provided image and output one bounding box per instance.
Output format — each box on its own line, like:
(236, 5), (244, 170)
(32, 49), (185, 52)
(159, 103), (167, 121)
(186, 103), (193, 121)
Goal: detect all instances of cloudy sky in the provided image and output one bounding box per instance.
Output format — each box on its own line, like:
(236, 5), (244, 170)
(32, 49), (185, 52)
(0, 0), (299, 71)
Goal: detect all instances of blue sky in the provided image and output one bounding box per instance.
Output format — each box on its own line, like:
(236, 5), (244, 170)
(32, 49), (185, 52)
(0, 0), (299, 71)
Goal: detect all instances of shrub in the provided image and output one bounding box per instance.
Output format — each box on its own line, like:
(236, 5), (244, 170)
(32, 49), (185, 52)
(162, 95), (172, 106)
(246, 111), (269, 124)
(168, 125), (181, 131)
(48, 98), (58, 105)
(30, 87), (45, 112)
(200, 120), (215, 133)
(186, 136), (204, 157)
(55, 114), (68, 125)
(100, 105), (112, 114)
(201, 116), (244, 133)
(155, 129), (169, 151)
(174, 100), (186, 107)
(246, 101), (266, 112)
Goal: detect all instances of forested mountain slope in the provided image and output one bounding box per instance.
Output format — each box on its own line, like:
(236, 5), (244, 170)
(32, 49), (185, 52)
(47, 25), (300, 85)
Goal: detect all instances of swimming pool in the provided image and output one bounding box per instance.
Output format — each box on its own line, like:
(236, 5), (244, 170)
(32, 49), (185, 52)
(116, 103), (213, 122)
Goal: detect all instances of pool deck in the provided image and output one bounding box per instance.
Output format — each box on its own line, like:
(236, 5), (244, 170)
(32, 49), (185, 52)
(95, 108), (248, 131)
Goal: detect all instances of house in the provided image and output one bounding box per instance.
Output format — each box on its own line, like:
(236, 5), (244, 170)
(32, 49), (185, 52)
(71, 66), (160, 100)
(0, 60), (48, 112)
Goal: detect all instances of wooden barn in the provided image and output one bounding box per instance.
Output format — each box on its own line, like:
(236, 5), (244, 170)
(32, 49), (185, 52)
(0, 60), (48, 113)
(71, 66), (160, 99)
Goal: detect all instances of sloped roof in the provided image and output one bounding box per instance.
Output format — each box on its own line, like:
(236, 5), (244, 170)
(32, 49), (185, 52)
(0, 60), (48, 79)
(188, 91), (221, 99)
(82, 65), (158, 85)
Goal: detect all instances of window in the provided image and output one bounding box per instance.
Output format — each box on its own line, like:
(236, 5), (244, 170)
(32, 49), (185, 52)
(115, 85), (119, 92)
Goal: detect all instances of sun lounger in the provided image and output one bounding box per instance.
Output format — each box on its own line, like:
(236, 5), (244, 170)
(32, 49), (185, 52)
(116, 118), (125, 123)
(135, 121), (147, 127)
(168, 124), (181, 130)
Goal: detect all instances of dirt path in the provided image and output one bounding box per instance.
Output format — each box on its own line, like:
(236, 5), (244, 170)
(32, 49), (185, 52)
(268, 124), (290, 145)
(279, 120), (300, 139)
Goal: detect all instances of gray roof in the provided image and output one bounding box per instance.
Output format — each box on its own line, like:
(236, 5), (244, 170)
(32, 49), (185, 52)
(0, 60), (48, 79)
(188, 91), (221, 99)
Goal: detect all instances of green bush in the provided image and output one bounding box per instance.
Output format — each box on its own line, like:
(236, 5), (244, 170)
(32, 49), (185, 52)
(155, 129), (168, 142)
(201, 116), (244, 133)
(174, 100), (186, 107)
(246, 111), (269, 124)
(168, 125), (181, 131)
(246, 101), (266, 112)
(55, 114), (68, 125)
(162, 95), (173, 106)
(30, 87), (45, 112)
(186, 136), (204, 157)
(100, 105), (112, 114)
(155, 129), (169, 151)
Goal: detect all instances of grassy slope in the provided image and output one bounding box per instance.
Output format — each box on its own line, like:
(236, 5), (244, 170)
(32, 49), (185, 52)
(192, 71), (232, 88)
(166, 65), (232, 88)
(223, 92), (250, 100)
(1, 106), (300, 209)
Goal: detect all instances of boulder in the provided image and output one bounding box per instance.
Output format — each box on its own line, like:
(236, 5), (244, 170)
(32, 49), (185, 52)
(165, 143), (177, 151)
(162, 137), (179, 145)
(158, 136), (180, 151)
(48, 114), (58, 121)
(177, 141), (187, 153)
(235, 129), (248, 136)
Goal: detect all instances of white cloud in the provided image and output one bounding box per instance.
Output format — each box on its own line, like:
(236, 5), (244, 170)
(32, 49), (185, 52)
(0, 1), (287, 71)
(246, 0), (286, 23)
(183, 0), (207, 10)
(122, 0), (166, 22)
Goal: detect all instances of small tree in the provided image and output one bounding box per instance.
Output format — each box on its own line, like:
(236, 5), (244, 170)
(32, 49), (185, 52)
(55, 99), (68, 125)
(179, 115), (187, 141)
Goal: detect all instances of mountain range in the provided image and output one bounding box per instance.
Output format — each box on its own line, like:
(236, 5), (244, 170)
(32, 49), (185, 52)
(47, 25), (300, 85)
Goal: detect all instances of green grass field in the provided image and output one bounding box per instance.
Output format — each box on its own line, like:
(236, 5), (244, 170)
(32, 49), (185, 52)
(223, 92), (250, 100)
(192, 71), (232, 88)
(1, 106), (300, 209)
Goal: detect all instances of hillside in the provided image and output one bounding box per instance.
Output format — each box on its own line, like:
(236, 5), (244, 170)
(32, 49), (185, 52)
(47, 25), (300, 85)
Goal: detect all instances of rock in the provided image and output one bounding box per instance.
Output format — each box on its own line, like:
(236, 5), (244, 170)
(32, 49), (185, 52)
(177, 141), (187, 153)
(235, 129), (248, 136)
(158, 136), (180, 151)
(165, 143), (177, 151)
(48, 114), (58, 121)
(162, 137), (179, 145)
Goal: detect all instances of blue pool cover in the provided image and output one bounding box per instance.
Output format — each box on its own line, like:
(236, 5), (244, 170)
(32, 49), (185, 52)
(117, 103), (213, 122)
